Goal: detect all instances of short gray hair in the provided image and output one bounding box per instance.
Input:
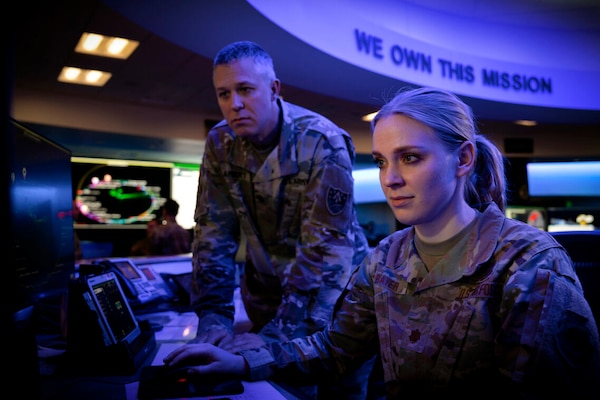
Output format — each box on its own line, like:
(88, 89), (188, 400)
(213, 41), (276, 82)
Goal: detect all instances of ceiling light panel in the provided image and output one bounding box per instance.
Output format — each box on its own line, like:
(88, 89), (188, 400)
(75, 32), (139, 59)
(58, 67), (112, 86)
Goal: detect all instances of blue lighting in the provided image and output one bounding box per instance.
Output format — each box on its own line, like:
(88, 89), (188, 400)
(353, 168), (386, 203)
(527, 161), (600, 197)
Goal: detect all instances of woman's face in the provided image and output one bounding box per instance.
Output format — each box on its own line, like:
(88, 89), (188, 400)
(372, 114), (467, 233)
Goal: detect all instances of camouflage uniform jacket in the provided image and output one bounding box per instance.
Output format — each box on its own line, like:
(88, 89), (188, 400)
(241, 202), (600, 395)
(191, 98), (369, 343)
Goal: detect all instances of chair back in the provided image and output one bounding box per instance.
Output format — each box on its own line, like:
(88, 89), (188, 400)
(551, 230), (600, 326)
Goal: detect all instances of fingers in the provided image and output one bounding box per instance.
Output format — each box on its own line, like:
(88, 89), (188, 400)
(190, 328), (232, 346)
(162, 343), (248, 376)
(188, 334), (207, 344)
(163, 344), (188, 366)
(207, 329), (232, 346)
(163, 343), (214, 368)
(222, 333), (265, 352)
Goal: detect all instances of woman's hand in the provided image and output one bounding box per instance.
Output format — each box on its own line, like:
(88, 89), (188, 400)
(189, 326), (233, 347)
(163, 343), (249, 376)
(222, 333), (266, 353)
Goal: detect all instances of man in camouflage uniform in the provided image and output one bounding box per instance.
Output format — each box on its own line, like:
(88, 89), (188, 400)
(189, 41), (371, 397)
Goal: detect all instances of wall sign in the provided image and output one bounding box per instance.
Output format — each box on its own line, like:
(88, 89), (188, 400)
(248, 0), (600, 110)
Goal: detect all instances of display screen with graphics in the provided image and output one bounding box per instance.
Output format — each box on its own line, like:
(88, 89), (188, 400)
(86, 271), (141, 345)
(72, 159), (171, 225)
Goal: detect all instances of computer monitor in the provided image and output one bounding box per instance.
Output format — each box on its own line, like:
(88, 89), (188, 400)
(9, 118), (75, 314)
(8, 118), (75, 398)
(505, 205), (548, 231)
(72, 158), (170, 225)
(526, 160), (600, 198)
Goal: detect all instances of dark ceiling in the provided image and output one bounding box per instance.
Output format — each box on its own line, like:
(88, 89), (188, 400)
(9, 0), (600, 148)
(11, 0), (379, 131)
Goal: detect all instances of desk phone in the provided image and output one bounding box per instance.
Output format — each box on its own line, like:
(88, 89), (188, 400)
(93, 258), (176, 307)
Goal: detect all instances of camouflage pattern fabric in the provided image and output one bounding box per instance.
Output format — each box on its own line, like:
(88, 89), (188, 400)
(241, 202), (600, 395)
(190, 98), (370, 343)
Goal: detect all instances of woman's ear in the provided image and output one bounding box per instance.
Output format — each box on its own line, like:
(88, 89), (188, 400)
(456, 141), (475, 177)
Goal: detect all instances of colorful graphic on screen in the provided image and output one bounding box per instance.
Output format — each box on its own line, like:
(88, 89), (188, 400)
(73, 162), (168, 225)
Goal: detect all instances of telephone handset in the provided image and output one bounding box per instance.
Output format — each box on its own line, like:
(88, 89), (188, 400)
(92, 258), (176, 307)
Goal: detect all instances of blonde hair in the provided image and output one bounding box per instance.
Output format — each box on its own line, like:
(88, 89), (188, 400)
(372, 87), (507, 212)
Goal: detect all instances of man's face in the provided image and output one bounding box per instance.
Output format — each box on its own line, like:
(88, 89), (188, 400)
(213, 58), (280, 143)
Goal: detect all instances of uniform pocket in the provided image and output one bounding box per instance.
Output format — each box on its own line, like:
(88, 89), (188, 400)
(374, 289), (477, 385)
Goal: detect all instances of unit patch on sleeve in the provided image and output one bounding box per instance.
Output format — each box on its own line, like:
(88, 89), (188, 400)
(326, 186), (348, 215)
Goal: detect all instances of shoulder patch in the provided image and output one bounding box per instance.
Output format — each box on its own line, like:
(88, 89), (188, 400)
(326, 186), (349, 215)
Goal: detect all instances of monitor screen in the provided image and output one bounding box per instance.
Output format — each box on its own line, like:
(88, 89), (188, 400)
(526, 160), (600, 197)
(86, 272), (141, 345)
(171, 164), (199, 230)
(72, 158), (171, 225)
(546, 206), (599, 232)
(111, 259), (143, 280)
(505, 206), (548, 231)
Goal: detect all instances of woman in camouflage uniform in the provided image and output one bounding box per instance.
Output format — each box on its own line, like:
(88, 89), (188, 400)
(165, 87), (600, 397)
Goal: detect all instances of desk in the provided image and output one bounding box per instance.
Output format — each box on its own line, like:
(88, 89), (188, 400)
(40, 256), (305, 399)
(39, 308), (304, 400)
(124, 342), (291, 400)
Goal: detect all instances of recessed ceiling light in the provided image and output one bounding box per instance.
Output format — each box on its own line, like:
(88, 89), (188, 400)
(58, 67), (112, 86)
(75, 32), (139, 59)
(514, 119), (538, 127)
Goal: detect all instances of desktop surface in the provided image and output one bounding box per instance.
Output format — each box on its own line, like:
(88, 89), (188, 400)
(39, 256), (304, 400)
(39, 309), (305, 400)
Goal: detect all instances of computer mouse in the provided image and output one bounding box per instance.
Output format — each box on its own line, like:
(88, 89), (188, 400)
(155, 366), (193, 383)
(138, 365), (244, 399)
